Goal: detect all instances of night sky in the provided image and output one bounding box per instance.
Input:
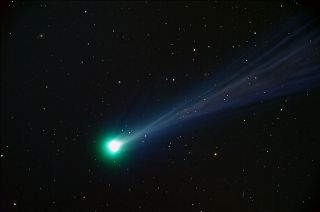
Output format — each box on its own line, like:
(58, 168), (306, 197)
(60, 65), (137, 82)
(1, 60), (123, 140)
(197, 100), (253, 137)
(1, 1), (320, 212)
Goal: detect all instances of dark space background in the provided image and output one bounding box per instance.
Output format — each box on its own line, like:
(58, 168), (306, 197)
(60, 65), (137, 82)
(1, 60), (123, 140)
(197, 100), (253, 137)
(1, 1), (319, 211)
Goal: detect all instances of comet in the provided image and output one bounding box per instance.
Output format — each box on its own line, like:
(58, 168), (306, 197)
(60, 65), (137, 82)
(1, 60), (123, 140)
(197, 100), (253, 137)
(99, 16), (320, 158)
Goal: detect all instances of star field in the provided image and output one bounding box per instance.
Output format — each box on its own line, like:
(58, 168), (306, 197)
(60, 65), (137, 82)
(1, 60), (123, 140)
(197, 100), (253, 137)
(1, 1), (319, 212)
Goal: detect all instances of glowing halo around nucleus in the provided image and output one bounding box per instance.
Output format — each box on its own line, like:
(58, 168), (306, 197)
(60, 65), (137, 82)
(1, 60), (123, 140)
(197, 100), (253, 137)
(97, 134), (127, 162)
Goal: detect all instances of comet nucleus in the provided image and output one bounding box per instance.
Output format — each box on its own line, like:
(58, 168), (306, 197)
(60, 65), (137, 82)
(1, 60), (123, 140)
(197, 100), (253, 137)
(107, 140), (122, 153)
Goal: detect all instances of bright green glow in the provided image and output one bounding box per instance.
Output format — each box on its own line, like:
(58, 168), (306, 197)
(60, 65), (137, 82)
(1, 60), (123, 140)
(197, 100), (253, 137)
(96, 133), (129, 165)
(107, 140), (122, 153)
(100, 136), (125, 158)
